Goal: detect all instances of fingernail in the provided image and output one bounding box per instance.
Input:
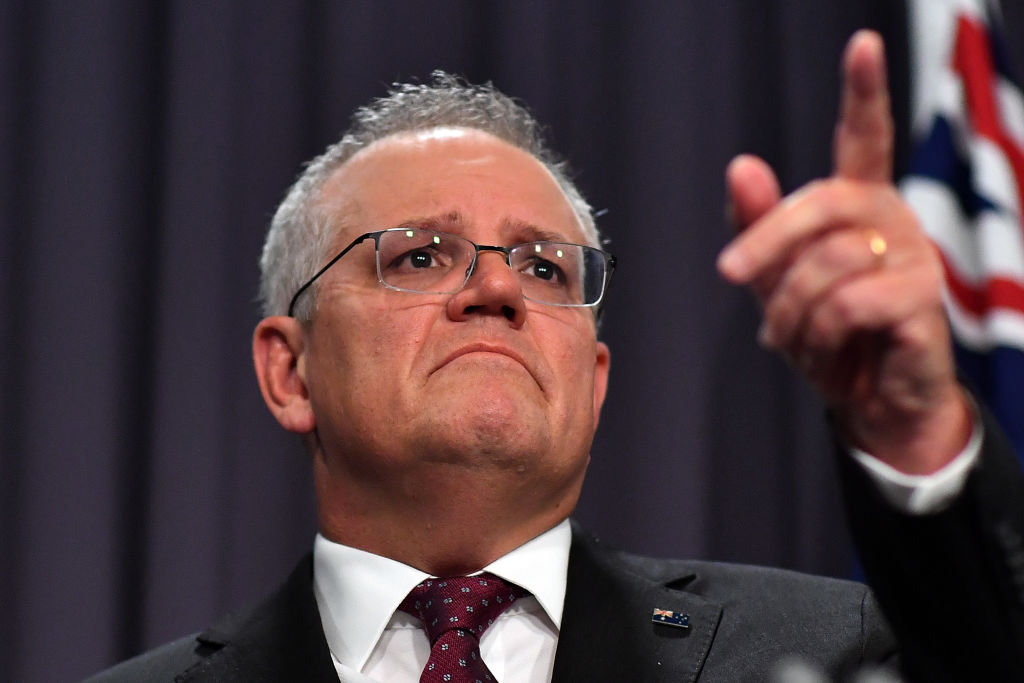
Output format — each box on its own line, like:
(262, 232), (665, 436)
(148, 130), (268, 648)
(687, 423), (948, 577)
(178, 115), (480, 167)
(717, 248), (746, 280)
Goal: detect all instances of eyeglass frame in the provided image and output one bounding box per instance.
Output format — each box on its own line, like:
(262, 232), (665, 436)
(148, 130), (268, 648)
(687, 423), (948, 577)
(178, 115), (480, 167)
(286, 227), (617, 317)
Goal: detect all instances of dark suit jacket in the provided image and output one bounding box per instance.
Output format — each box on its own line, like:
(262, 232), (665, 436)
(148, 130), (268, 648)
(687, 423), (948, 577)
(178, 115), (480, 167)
(84, 408), (1024, 682)
(840, 404), (1024, 681)
(84, 522), (895, 682)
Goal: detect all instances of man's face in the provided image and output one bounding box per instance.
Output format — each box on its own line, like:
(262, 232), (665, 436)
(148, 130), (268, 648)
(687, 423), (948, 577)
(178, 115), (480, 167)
(298, 128), (610, 527)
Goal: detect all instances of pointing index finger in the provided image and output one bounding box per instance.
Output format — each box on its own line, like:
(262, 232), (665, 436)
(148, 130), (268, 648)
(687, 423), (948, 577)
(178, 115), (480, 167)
(833, 30), (894, 183)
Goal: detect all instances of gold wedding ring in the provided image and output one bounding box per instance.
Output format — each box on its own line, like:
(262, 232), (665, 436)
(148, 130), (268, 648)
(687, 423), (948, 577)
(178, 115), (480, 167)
(865, 228), (887, 264)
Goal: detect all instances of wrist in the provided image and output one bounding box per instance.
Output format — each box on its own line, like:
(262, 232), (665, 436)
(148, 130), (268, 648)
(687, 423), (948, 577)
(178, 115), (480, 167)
(838, 385), (973, 475)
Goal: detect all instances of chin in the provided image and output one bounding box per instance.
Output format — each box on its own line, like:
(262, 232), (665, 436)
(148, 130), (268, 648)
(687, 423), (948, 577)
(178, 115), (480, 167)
(420, 394), (549, 465)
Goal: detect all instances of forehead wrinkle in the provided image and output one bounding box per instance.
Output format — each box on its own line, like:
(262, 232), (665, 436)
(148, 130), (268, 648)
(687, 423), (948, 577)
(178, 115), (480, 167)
(394, 213), (572, 246)
(391, 213), (574, 246)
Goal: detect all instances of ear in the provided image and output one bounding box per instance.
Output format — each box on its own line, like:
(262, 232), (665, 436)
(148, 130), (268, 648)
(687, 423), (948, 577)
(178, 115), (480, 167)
(253, 316), (316, 434)
(592, 341), (611, 431)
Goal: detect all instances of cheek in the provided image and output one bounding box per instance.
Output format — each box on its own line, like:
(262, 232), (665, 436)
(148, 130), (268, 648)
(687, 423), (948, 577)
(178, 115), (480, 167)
(344, 300), (435, 381)
(373, 300), (433, 344)
(546, 326), (598, 396)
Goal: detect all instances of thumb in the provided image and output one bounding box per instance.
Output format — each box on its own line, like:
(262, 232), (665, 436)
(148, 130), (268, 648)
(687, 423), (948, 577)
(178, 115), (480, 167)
(725, 154), (783, 231)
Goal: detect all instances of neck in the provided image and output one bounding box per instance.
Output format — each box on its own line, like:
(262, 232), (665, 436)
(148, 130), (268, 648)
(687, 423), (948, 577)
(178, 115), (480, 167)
(312, 456), (582, 575)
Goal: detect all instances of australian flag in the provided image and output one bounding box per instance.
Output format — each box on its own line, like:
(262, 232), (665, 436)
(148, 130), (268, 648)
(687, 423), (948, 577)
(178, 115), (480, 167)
(900, 0), (1024, 462)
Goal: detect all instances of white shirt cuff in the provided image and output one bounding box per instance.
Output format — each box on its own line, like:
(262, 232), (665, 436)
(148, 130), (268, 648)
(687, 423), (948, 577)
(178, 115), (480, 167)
(849, 411), (983, 515)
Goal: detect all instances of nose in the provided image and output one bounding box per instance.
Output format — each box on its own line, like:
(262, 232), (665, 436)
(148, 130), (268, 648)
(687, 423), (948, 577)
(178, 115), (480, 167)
(445, 250), (527, 327)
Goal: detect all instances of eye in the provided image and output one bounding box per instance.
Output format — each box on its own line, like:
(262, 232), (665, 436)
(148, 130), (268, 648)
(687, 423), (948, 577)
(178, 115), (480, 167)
(385, 246), (450, 273)
(520, 256), (567, 285)
(514, 243), (579, 288)
(406, 249), (435, 269)
(530, 259), (560, 281)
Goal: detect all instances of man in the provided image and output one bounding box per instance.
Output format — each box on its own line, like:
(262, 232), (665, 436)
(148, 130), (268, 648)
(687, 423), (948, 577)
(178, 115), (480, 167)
(86, 31), (1023, 682)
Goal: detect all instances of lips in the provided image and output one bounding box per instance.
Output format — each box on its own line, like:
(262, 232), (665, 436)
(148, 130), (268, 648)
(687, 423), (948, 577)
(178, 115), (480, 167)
(432, 341), (544, 390)
(439, 342), (530, 371)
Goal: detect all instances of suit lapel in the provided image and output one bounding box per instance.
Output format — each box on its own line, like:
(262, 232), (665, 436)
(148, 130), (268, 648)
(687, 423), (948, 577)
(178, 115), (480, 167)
(177, 555), (339, 683)
(552, 523), (722, 683)
(171, 533), (722, 682)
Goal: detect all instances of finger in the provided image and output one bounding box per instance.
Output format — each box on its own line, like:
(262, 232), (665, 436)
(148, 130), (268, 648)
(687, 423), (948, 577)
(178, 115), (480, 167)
(724, 154), (783, 230)
(783, 264), (944, 405)
(800, 332), (893, 411)
(833, 30), (894, 182)
(759, 227), (888, 349)
(797, 261), (943, 357)
(720, 156), (786, 299)
(719, 178), (901, 284)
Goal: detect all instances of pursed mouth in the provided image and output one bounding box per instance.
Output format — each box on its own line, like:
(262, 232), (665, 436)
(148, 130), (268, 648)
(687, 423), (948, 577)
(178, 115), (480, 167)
(435, 343), (538, 384)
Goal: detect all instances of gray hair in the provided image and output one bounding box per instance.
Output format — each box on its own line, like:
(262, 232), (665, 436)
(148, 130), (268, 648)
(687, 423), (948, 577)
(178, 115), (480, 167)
(259, 71), (600, 319)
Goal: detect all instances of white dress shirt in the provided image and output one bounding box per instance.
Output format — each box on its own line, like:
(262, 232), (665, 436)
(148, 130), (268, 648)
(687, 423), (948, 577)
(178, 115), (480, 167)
(850, 402), (983, 514)
(312, 425), (983, 682)
(313, 519), (570, 683)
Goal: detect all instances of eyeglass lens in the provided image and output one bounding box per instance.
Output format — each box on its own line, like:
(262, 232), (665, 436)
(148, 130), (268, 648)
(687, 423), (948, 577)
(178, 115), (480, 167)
(375, 228), (608, 306)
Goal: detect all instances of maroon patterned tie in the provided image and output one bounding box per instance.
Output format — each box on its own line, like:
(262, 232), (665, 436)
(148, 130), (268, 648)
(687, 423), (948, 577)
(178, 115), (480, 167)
(398, 574), (528, 683)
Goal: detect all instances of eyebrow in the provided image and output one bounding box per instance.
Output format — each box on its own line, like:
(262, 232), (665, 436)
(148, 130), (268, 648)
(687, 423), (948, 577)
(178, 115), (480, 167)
(394, 211), (571, 244)
(399, 210), (465, 232)
(500, 218), (569, 244)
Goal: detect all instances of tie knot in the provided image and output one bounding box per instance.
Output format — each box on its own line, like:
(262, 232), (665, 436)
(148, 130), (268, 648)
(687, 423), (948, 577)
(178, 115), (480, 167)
(399, 573), (528, 644)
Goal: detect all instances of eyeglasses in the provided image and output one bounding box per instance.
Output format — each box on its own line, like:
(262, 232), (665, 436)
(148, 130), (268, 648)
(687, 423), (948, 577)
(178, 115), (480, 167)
(287, 227), (616, 316)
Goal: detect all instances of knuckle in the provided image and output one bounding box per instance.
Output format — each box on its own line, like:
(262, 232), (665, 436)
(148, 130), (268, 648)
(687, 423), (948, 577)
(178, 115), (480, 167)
(802, 179), (833, 206)
(763, 303), (793, 345)
(785, 273), (814, 306)
(820, 232), (857, 270)
(802, 324), (827, 355)
(803, 308), (835, 351)
(807, 291), (859, 350)
(829, 287), (862, 325)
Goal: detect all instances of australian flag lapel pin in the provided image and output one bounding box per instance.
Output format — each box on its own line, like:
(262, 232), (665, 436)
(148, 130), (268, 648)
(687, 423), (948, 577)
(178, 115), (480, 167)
(652, 608), (690, 629)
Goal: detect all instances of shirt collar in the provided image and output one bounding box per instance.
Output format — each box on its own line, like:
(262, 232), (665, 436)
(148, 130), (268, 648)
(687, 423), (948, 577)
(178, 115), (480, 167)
(482, 519), (570, 629)
(312, 518), (571, 672)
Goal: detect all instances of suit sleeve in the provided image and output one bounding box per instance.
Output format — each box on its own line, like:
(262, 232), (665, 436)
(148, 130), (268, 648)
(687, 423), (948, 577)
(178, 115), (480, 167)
(837, 402), (1024, 683)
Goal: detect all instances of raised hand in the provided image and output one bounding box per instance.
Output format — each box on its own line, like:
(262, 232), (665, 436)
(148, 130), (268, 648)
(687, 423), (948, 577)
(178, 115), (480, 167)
(718, 31), (971, 474)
